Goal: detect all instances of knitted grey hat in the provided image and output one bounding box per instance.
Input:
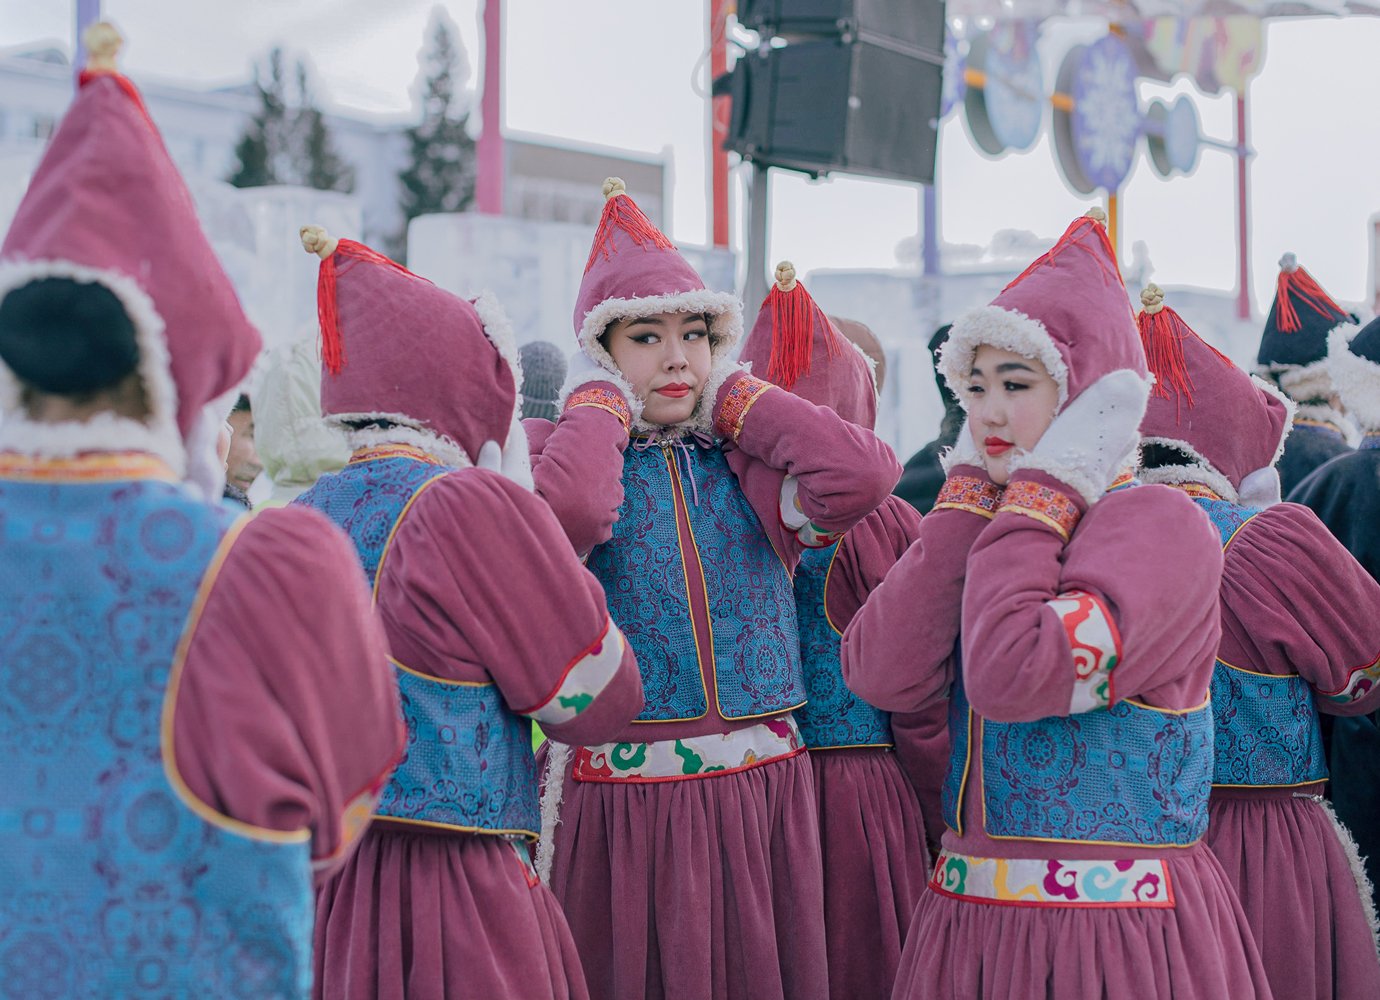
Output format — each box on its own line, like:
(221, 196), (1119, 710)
(519, 341), (567, 422)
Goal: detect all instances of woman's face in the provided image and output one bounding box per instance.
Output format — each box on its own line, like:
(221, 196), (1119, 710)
(604, 311), (713, 426)
(964, 344), (1060, 485)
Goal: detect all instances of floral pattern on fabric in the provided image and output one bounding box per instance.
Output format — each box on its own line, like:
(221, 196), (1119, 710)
(0, 477), (313, 996)
(521, 618), (628, 726)
(982, 699), (1213, 847)
(587, 441), (803, 721)
(1190, 496), (1257, 552)
(1046, 589), (1121, 713)
(714, 374), (772, 442)
(794, 542), (893, 749)
(1211, 661), (1326, 786)
(930, 851), (1174, 908)
(572, 716), (804, 782)
(997, 479), (1082, 539)
(565, 386), (632, 432)
(934, 475), (1004, 519)
(295, 455), (452, 589)
(381, 667), (540, 837)
(941, 661), (972, 834)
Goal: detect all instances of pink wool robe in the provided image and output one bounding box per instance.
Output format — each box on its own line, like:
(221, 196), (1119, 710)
(173, 504), (402, 883)
(1206, 499), (1380, 1000)
(310, 469), (644, 1000)
(807, 493), (947, 1000)
(527, 372), (901, 1000)
(843, 467), (1276, 1000)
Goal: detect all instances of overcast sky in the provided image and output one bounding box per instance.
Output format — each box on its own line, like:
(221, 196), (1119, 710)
(3, 1), (1380, 315)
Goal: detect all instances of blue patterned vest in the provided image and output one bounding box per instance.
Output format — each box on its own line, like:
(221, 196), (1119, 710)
(794, 541), (892, 749)
(0, 472), (313, 997)
(942, 662), (1215, 845)
(296, 453), (541, 837)
(1193, 495), (1328, 787)
(587, 439), (804, 722)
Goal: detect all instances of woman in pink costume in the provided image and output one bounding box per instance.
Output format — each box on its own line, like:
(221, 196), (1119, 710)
(528, 180), (900, 1000)
(844, 210), (1274, 1000)
(1136, 283), (1380, 999)
(737, 262), (940, 999)
(295, 226), (645, 1000)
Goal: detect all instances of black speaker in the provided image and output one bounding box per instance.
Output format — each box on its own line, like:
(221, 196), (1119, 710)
(737, 0), (945, 59)
(723, 36), (943, 184)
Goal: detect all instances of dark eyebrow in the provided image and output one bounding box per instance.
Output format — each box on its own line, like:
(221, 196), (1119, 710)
(625, 316), (669, 329)
(995, 361), (1036, 374)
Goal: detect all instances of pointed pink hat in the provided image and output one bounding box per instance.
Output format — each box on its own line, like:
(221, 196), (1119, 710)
(1136, 284), (1292, 502)
(0, 23), (261, 455)
(739, 261), (877, 429)
(302, 226), (518, 467)
(938, 209), (1147, 410)
(568, 178), (741, 434)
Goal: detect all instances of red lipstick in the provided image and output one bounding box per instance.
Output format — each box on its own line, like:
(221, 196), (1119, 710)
(656, 383), (692, 398)
(984, 436), (1013, 457)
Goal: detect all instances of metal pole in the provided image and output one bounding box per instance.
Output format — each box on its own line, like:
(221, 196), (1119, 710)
(476, 0), (504, 215)
(74, 0), (101, 87)
(709, 0), (730, 248)
(744, 161), (769, 312)
(1235, 90), (1251, 320)
(922, 183), (940, 276)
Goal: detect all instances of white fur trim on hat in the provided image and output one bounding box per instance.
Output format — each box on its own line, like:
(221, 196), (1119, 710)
(471, 290), (523, 421)
(1258, 355), (1336, 405)
(1250, 374), (1298, 469)
(1293, 402), (1354, 443)
(0, 411), (185, 473)
(0, 257), (184, 472)
(939, 304), (1070, 410)
(1329, 328), (1380, 432)
(572, 287), (745, 438)
(1137, 436), (1240, 504)
(331, 412), (472, 469)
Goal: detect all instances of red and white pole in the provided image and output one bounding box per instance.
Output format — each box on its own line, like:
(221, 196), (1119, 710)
(476, 0), (504, 215)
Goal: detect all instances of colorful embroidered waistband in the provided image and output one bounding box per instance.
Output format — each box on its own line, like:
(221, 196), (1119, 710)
(573, 716), (805, 782)
(934, 475), (1004, 519)
(929, 851), (1174, 909)
(715, 375), (772, 442)
(998, 480), (1082, 540)
(566, 386), (632, 432)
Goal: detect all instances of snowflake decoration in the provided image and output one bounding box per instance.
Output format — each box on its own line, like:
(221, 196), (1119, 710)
(1072, 37), (1140, 191)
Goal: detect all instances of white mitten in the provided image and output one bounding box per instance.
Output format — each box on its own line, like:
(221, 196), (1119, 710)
(476, 412), (535, 491)
(565, 349), (620, 394)
(1011, 369), (1150, 503)
(940, 418), (984, 474)
(1238, 466), (1282, 508)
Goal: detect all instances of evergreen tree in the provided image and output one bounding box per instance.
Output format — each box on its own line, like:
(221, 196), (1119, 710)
(228, 48), (290, 188)
(398, 8), (477, 228)
(296, 62), (355, 193)
(227, 49), (354, 194)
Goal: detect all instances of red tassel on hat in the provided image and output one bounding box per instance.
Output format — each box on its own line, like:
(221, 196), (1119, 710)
(1137, 284), (1232, 418)
(1274, 257), (1349, 334)
(585, 177), (675, 273)
(303, 228), (425, 375)
(764, 263), (841, 390)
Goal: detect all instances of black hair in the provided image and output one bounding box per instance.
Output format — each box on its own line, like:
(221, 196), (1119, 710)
(598, 312), (716, 354)
(0, 277), (140, 395)
(1139, 442), (1194, 469)
(231, 393), (251, 413)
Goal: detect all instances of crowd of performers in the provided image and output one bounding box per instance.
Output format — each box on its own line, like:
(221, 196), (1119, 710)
(3, 27), (1380, 1000)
